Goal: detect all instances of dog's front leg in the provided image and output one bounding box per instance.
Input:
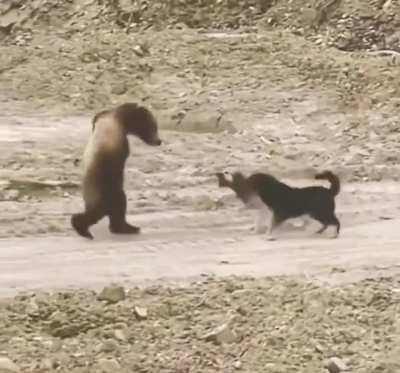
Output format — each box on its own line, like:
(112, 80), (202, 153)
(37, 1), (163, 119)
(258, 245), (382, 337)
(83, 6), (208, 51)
(266, 214), (280, 241)
(253, 207), (269, 234)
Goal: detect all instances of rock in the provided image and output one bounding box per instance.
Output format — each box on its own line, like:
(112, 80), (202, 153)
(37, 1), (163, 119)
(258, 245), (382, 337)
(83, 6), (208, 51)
(98, 340), (119, 353)
(178, 109), (236, 134)
(233, 360), (242, 369)
(50, 338), (63, 352)
(110, 82), (127, 95)
(49, 324), (80, 339)
(52, 352), (71, 368)
(132, 45), (145, 57)
(3, 189), (19, 201)
(0, 358), (20, 373)
(96, 358), (121, 373)
(40, 358), (54, 370)
(202, 323), (237, 345)
(324, 357), (349, 373)
(194, 195), (217, 211)
(114, 329), (127, 341)
(134, 306), (148, 320)
(236, 305), (247, 316)
(26, 298), (39, 316)
(98, 285), (126, 304)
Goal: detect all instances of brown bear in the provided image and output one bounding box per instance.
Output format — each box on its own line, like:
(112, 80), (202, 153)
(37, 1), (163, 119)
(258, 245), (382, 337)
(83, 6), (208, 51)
(71, 102), (162, 239)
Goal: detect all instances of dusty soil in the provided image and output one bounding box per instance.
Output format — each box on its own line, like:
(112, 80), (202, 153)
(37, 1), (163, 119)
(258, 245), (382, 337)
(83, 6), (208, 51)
(1, 278), (400, 373)
(1, 0), (400, 372)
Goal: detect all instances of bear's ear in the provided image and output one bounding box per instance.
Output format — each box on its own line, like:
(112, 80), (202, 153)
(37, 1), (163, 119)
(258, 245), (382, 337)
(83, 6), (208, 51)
(114, 103), (140, 125)
(135, 105), (153, 118)
(92, 109), (111, 131)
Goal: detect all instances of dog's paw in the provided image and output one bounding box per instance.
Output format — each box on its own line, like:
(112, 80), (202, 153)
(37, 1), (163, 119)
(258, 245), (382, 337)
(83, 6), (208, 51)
(265, 235), (277, 241)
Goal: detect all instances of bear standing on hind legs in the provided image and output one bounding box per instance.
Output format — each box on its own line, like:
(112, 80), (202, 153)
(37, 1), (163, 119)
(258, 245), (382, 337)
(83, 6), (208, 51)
(71, 102), (162, 240)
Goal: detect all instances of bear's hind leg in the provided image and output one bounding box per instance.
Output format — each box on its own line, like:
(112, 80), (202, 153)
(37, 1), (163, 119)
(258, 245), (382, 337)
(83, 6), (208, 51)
(71, 206), (105, 239)
(108, 190), (140, 235)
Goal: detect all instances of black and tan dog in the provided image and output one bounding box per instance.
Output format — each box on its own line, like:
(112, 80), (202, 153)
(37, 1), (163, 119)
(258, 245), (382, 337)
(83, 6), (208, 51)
(216, 170), (341, 240)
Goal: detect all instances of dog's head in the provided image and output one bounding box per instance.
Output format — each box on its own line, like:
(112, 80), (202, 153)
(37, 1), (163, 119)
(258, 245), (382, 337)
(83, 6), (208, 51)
(231, 172), (264, 208)
(217, 171), (263, 209)
(215, 171), (234, 188)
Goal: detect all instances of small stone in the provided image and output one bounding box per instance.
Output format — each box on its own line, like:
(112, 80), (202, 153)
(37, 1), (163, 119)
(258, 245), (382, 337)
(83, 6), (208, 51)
(50, 339), (63, 352)
(114, 329), (127, 341)
(4, 189), (19, 201)
(233, 360), (242, 369)
(0, 358), (20, 373)
(52, 352), (70, 367)
(98, 340), (118, 353)
(96, 358), (121, 373)
(202, 323), (237, 345)
(40, 358), (54, 370)
(179, 108), (236, 134)
(236, 305), (247, 316)
(134, 306), (148, 320)
(314, 343), (324, 353)
(324, 357), (349, 373)
(50, 324), (80, 339)
(110, 82), (127, 95)
(98, 285), (125, 304)
(26, 298), (39, 316)
(132, 45), (145, 57)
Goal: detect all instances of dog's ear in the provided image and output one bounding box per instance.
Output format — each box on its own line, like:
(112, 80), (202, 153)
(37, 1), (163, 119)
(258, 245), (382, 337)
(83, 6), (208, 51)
(231, 172), (256, 198)
(232, 172), (247, 185)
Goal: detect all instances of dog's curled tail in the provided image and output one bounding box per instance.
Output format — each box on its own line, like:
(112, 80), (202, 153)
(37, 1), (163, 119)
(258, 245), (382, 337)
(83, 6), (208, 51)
(315, 170), (340, 196)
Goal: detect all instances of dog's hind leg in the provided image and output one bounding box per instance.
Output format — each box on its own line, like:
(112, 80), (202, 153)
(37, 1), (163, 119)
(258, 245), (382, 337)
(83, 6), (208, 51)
(316, 224), (328, 234)
(332, 214), (340, 238)
(312, 212), (340, 238)
(266, 213), (284, 241)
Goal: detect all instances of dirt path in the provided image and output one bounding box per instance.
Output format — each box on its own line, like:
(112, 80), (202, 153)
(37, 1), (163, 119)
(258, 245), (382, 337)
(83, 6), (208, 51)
(0, 215), (400, 298)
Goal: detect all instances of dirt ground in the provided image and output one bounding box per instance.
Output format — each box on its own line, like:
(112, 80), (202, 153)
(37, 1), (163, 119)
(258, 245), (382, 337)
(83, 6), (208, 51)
(1, 0), (400, 372)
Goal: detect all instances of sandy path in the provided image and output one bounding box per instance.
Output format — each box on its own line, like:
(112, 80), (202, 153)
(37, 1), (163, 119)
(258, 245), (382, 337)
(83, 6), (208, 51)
(0, 206), (400, 297)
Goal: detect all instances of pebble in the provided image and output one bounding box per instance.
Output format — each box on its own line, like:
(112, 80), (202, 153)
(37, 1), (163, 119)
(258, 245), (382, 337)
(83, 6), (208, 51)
(110, 82), (127, 95)
(98, 339), (119, 353)
(96, 358), (121, 373)
(40, 358), (54, 370)
(114, 329), (127, 342)
(202, 323), (237, 345)
(98, 285), (126, 304)
(50, 324), (80, 339)
(325, 357), (350, 373)
(233, 360), (242, 370)
(134, 306), (148, 320)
